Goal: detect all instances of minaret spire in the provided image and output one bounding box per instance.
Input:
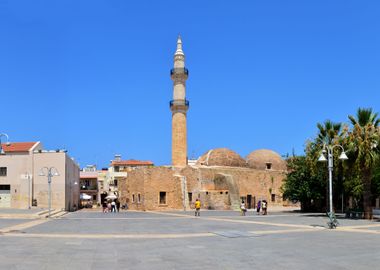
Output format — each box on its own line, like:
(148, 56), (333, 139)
(170, 36), (189, 167)
(175, 35), (184, 56)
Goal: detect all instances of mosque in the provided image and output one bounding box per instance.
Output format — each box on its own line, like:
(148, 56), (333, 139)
(118, 37), (288, 211)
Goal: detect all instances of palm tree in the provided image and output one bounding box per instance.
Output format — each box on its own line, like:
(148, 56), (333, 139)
(348, 108), (380, 219)
(316, 120), (342, 145)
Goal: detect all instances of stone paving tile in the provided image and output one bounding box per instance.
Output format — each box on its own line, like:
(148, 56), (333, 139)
(1, 210), (380, 269)
(24, 216), (288, 234)
(0, 208), (42, 214)
(0, 218), (31, 230)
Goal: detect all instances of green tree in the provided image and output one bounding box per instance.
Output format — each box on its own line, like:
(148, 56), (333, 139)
(282, 156), (326, 211)
(347, 108), (380, 219)
(310, 120), (346, 211)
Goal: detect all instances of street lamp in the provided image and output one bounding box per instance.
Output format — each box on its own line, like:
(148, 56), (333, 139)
(0, 133), (11, 155)
(318, 144), (348, 228)
(25, 173), (32, 209)
(39, 167), (59, 217)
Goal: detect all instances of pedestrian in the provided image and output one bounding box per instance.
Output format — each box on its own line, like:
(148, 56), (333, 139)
(240, 200), (247, 216)
(194, 198), (201, 217)
(111, 200), (116, 212)
(116, 199), (120, 212)
(256, 200), (261, 215)
(102, 201), (108, 213)
(262, 200), (267, 215)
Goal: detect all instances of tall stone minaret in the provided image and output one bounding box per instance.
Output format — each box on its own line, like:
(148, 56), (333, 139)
(170, 36), (189, 166)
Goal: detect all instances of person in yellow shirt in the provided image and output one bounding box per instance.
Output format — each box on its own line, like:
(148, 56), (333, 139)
(194, 198), (201, 217)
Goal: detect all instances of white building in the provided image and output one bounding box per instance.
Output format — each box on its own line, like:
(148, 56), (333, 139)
(0, 141), (80, 211)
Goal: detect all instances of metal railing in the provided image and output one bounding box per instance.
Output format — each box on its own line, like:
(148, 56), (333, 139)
(170, 99), (189, 107)
(170, 68), (189, 76)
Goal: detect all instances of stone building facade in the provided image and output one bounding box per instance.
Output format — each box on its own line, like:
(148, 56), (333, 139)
(118, 38), (290, 211)
(119, 148), (288, 211)
(0, 141), (80, 211)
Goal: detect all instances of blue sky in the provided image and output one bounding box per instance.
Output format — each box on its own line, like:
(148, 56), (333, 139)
(1, 1), (379, 168)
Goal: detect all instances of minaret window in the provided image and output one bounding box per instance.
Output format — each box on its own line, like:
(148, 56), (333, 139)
(266, 163), (272, 170)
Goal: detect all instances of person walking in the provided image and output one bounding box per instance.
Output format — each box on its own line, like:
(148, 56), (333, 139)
(262, 200), (268, 215)
(240, 201), (247, 216)
(256, 200), (261, 215)
(194, 198), (201, 217)
(102, 201), (108, 213)
(116, 199), (120, 212)
(111, 200), (116, 213)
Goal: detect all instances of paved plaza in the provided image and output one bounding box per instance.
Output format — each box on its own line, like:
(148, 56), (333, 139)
(0, 209), (380, 270)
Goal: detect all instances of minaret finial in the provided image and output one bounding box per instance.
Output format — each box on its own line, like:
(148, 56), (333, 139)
(175, 35), (184, 56)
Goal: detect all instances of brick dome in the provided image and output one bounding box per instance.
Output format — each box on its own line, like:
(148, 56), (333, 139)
(196, 148), (247, 167)
(246, 149), (286, 171)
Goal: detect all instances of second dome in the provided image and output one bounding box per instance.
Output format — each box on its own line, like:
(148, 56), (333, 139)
(196, 148), (247, 167)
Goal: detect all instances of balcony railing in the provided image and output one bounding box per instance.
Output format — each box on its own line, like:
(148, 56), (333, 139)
(170, 99), (190, 108)
(170, 68), (189, 76)
(80, 186), (98, 191)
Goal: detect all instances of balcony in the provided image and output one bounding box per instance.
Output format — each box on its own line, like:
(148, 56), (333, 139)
(80, 185), (98, 191)
(170, 99), (189, 107)
(170, 68), (189, 76)
(170, 99), (189, 113)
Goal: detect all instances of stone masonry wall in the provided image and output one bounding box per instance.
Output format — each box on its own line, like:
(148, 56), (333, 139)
(119, 165), (287, 211)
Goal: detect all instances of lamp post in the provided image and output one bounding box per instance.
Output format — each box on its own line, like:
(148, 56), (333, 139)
(25, 173), (32, 209)
(0, 133), (11, 154)
(318, 144), (348, 228)
(39, 167), (59, 217)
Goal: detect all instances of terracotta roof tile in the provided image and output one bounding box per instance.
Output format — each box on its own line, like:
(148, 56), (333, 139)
(111, 159), (154, 166)
(1, 142), (37, 153)
(80, 172), (98, 179)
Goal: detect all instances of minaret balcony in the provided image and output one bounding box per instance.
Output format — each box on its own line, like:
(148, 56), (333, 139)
(170, 99), (189, 113)
(170, 68), (189, 80)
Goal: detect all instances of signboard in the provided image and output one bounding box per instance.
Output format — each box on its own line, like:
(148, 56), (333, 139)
(20, 174), (33, 180)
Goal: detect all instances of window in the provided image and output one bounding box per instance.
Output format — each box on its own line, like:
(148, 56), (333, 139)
(114, 166), (120, 172)
(0, 167), (7, 176)
(132, 194), (135, 203)
(114, 179), (118, 187)
(206, 191), (209, 195)
(271, 194), (276, 202)
(93, 195), (97, 200)
(138, 193), (141, 203)
(220, 191), (223, 194)
(188, 192), (192, 202)
(159, 192), (166, 204)
(266, 163), (272, 170)
(0, 185), (10, 190)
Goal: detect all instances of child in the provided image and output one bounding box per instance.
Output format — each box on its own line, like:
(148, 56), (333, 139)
(262, 200), (267, 215)
(194, 198), (201, 217)
(240, 201), (247, 216)
(256, 200), (261, 215)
